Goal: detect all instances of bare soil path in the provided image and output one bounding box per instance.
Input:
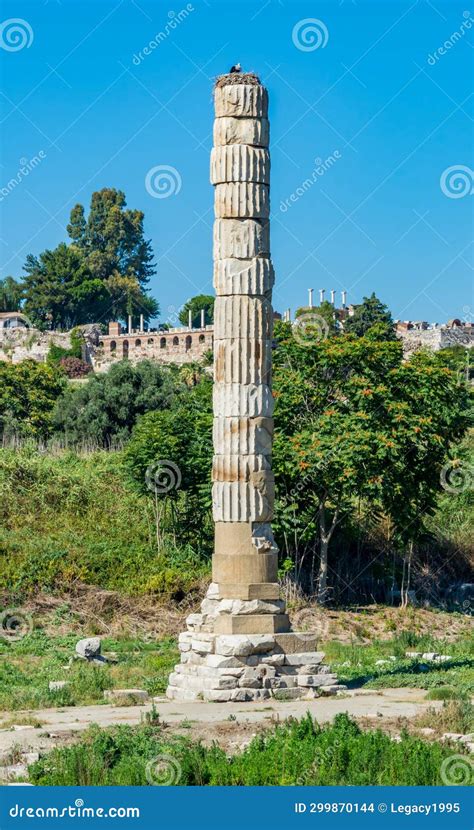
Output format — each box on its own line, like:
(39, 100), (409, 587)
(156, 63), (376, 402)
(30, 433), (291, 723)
(0, 688), (440, 758)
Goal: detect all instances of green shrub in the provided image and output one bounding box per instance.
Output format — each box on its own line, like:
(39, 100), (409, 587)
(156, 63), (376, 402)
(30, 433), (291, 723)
(29, 713), (465, 786)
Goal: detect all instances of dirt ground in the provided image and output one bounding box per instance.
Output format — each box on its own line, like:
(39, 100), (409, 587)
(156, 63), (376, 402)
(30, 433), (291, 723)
(13, 588), (473, 643)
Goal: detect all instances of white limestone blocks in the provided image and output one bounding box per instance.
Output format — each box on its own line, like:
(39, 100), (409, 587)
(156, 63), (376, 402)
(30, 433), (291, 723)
(213, 382), (274, 418)
(211, 146), (269, 184)
(214, 295), (273, 340)
(214, 84), (268, 118)
(213, 416), (273, 456)
(214, 258), (274, 297)
(214, 338), (272, 386)
(214, 182), (269, 219)
(214, 116), (269, 148)
(212, 475), (274, 522)
(213, 218), (269, 259)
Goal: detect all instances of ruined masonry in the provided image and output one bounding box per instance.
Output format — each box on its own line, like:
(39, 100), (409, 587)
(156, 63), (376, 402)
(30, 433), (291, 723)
(167, 76), (344, 702)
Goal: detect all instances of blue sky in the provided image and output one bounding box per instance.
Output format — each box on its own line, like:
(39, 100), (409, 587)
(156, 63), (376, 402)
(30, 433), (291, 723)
(0, 0), (472, 325)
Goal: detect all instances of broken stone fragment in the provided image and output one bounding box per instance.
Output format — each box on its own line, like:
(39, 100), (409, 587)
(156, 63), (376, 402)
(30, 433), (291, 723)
(48, 681), (70, 692)
(75, 637), (101, 661)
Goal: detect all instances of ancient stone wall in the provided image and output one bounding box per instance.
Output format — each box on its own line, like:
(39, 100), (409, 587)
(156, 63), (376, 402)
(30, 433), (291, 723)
(398, 326), (473, 356)
(91, 326), (213, 372)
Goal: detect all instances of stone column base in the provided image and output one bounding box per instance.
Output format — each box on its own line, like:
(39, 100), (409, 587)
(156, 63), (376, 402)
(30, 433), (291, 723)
(167, 584), (346, 702)
(166, 630), (345, 702)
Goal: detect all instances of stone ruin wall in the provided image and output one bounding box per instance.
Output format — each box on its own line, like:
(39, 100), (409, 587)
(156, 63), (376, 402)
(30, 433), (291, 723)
(0, 327), (73, 365)
(398, 326), (473, 356)
(0, 324), (213, 370)
(91, 326), (214, 372)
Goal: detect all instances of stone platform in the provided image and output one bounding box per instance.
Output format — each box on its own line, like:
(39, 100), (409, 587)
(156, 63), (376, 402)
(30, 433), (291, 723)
(166, 585), (345, 702)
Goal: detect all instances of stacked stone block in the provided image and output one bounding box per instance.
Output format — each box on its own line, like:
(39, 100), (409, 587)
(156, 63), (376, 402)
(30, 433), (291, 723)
(167, 76), (344, 701)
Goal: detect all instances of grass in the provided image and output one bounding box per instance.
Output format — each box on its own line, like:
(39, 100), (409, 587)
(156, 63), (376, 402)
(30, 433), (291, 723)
(0, 448), (209, 600)
(415, 700), (474, 735)
(325, 631), (474, 697)
(0, 630), (178, 711)
(28, 712), (468, 786)
(1, 628), (472, 712)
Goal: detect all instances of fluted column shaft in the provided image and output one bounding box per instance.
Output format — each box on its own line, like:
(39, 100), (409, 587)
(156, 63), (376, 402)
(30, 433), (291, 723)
(211, 81), (284, 613)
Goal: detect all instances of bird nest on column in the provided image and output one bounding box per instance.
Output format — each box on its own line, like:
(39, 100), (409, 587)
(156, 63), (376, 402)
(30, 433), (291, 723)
(214, 72), (261, 88)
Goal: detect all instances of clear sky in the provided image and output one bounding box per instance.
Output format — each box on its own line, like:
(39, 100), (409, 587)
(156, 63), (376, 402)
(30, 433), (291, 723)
(0, 0), (472, 326)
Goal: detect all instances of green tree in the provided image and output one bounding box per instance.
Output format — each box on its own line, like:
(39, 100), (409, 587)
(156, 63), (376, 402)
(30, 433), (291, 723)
(295, 300), (338, 336)
(22, 243), (108, 329)
(53, 360), (178, 446)
(124, 377), (213, 548)
(0, 277), (23, 312)
(272, 322), (469, 601)
(0, 360), (65, 439)
(179, 295), (215, 328)
(67, 188), (158, 324)
(344, 292), (396, 340)
(21, 189), (158, 330)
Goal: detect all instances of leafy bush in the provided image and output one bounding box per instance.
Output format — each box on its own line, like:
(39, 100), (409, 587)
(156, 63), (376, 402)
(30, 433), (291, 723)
(29, 713), (462, 786)
(53, 360), (179, 446)
(0, 360), (65, 439)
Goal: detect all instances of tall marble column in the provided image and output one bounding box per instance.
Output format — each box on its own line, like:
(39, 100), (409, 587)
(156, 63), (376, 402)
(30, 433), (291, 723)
(167, 74), (343, 702)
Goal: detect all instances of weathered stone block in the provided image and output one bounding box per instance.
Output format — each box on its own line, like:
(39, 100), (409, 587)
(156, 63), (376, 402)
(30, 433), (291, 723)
(211, 146), (270, 184)
(213, 257), (274, 297)
(231, 687), (271, 701)
(214, 338), (272, 385)
(214, 613), (290, 635)
(212, 475), (275, 522)
(191, 639), (215, 654)
(214, 84), (268, 118)
(284, 652), (325, 666)
(213, 382), (274, 418)
(273, 634), (321, 654)
(214, 295), (273, 341)
(217, 582), (280, 601)
(213, 417), (273, 457)
(204, 653), (245, 669)
(214, 521), (277, 560)
(104, 689), (149, 704)
(204, 689), (234, 702)
(215, 635), (255, 657)
(213, 116), (269, 147)
(215, 182), (269, 219)
(297, 674), (338, 687)
(212, 453), (271, 482)
(238, 667), (264, 688)
(213, 219), (269, 259)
